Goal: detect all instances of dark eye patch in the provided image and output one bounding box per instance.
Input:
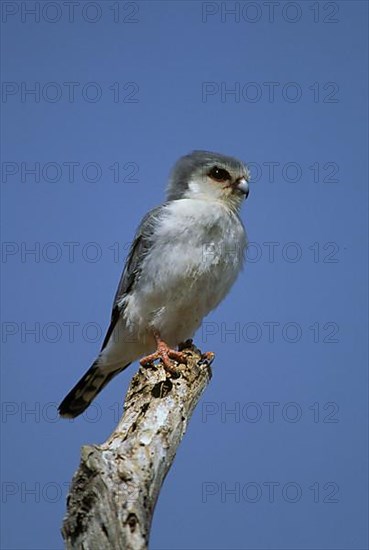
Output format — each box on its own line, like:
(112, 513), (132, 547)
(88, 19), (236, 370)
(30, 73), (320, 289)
(208, 166), (231, 183)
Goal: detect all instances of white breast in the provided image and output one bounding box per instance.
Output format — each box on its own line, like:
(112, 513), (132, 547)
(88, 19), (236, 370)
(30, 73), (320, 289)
(123, 199), (247, 347)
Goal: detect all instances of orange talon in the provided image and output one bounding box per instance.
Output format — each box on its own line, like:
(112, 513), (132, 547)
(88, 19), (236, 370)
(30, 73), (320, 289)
(140, 331), (188, 373)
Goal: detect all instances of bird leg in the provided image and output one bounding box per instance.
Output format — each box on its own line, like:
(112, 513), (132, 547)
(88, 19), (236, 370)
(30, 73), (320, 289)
(140, 330), (188, 373)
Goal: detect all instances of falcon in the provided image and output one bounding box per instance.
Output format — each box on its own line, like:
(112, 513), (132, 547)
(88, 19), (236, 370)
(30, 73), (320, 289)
(59, 150), (250, 418)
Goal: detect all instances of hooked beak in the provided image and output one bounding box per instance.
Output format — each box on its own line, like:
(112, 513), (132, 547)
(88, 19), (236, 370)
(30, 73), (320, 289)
(234, 177), (250, 198)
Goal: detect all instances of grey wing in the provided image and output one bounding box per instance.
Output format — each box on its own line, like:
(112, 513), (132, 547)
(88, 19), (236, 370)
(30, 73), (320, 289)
(100, 204), (167, 351)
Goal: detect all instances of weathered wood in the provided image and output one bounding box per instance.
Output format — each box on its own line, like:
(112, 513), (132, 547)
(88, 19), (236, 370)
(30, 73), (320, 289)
(62, 342), (213, 550)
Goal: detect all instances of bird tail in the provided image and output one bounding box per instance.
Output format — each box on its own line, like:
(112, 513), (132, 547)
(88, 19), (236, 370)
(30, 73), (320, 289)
(58, 360), (130, 419)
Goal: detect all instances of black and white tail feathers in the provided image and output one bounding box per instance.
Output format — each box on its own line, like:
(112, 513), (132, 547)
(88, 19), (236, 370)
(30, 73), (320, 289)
(58, 361), (130, 418)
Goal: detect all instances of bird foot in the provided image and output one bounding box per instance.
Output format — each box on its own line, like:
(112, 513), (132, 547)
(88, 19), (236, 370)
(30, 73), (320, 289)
(140, 338), (188, 374)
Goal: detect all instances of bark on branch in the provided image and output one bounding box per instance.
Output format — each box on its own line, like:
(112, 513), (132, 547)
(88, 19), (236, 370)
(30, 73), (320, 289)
(61, 342), (214, 550)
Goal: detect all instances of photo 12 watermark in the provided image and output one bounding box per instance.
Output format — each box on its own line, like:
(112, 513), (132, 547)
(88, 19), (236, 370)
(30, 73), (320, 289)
(1, 161), (140, 184)
(202, 81), (340, 104)
(201, 320), (341, 344)
(203, 241), (343, 264)
(1, 1), (140, 24)
(201, 480), (340, 503)
(1, 319), (142, 345)
(1, 400), (125, 424)
(1, 241), (133, 264)
(201, 2), (340, 24)
(201, 400), (340, 424)
(1, 81), (140, 104)
(1, 478), (139, 503)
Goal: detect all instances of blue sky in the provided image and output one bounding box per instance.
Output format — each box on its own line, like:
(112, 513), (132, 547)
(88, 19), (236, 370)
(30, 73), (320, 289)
(1, 1), (368, 549)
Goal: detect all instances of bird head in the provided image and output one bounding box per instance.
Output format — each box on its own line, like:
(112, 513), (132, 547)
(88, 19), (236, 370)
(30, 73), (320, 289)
(166, 150), (250, 210)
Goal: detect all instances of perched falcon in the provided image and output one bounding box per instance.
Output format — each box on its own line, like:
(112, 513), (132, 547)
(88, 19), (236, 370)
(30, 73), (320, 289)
(59, 150), (250, 418)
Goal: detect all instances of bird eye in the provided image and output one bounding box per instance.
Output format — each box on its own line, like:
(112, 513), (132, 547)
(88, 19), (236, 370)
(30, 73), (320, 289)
(208, 166), (230, 183)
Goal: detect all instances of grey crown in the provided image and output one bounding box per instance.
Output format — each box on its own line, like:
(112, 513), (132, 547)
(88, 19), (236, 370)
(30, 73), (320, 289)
(166, 150), (247, 201)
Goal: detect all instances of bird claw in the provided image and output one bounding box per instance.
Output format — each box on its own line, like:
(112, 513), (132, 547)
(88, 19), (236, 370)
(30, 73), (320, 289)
(140, 341), (188, 375)
(198, 351), (215, 368)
